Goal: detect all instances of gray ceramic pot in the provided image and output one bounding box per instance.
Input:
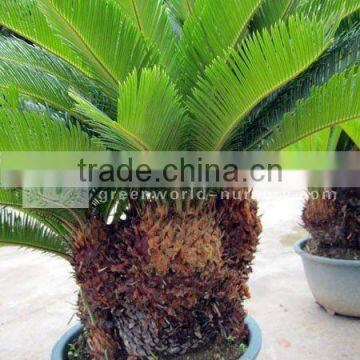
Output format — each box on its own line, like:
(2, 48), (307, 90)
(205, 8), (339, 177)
(294, 238), (360, 317)
(51, 316), (262, 360)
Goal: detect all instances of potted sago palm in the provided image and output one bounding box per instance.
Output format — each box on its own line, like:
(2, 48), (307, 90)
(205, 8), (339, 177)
(0, 0), (359, 359)
(296, 187), (360, 317)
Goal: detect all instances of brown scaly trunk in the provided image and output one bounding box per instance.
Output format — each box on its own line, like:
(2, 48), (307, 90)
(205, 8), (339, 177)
(303, 188), (360, 249)
(215, 189), (262, 299)
(72, 192), (261, 359)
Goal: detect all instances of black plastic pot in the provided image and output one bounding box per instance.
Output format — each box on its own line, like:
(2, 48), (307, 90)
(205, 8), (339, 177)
(51, 316), (262, 360)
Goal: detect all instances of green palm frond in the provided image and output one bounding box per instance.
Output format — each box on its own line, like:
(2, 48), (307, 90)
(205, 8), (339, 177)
(189, 15), (336, 150)
(261, 68), (360, 150)
(0, 108), (101, 151)
(0, 36), (97, 98)
(69, 91), (140, 150)
(178, 0), (262, 91)
(71, 67), (186, 150)
(0, 207), (69, 258)
(164, 0), (195, 23)
(0, 59), (78, 115)
(116, 0), (178, 75)
(251, 0), (297, 30)
(0, 0), (90, 77)
(0, 188), (73, 236)
(0, 188), (83, 238)
(237, 22), (360, 150)
(296, 0), (360, 21)
(342, 119), (360, 147)
(37, 0), (152, 89)
(0, 189), (23, 207)
(0, 36), (116, 114)
(282, 126), (343, 151)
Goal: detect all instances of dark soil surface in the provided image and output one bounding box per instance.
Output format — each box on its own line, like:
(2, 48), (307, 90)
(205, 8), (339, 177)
(67, 334), (247, 360)
(67, 333), (90, 360)
(305, 239), (360, 260)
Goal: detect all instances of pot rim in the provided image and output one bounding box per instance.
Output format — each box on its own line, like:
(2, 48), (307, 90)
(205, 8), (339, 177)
(51, 316), (262, 360)
(243, 315), (262, 360)
(294, 238), (360, 267)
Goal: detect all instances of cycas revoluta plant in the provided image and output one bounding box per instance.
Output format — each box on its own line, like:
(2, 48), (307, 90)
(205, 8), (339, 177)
(303, 188), (360, 256)
(0, 0), (359, 358)
(303, 140), (359, 258)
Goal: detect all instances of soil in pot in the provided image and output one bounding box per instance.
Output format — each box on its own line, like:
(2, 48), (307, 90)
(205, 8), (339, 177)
(67, 334), (248, 360)
(305, 238), (360, 260)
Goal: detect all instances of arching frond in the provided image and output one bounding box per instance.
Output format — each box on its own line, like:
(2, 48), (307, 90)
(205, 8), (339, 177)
(0, 0), (90, 76)
(238, 22), (360, 150)
(37, 0), (152, 88)
(251, 0), (297, 31)
(0, 189), (23, 208)
(164, 0), (195, 23)
(115, 0), (178, 75)
(117, 68), (186, 150)
(189, 15), (336, 150)
(0, 109), (101, 151)
(0, 60), (77, 115)
(0, 207), (69, 258)
(70, 91), (140, 150)
(72, 68), (186, 150)
(178, 0), (262, 91)
(342, 120), (360, 147)
(261, 69), (360, 150)
(296, 0), (360, 21)
(0, 36), (97, 97)
(283, 126), (343, 151)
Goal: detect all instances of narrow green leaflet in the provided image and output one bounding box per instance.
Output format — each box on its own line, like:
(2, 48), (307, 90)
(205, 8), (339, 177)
(37, 0), (152, 88)
(0, 189), (23, 208)
(178, 0), (262, 91)
(0, 60), (76, 115)
(70, 91), (141, 151)
(0, 207), (68, 257)
(115, 0), (178, 75)
(262, 69), (360, 150)
(0, 109), (100, 151)
(252, 0), (297, 30)
(283, 126), (343, 151)
(296, 0), (360, 22)
(0, 0), (90, 76)
(164, 0), (195, 23)
(239, 23), (360, 151)
(342, 120), (360, 147)
(189, 15), (336, 150)
(117, 68), (186, 150)
(0, 36), (96, 97)
(72, 68), (186, 151)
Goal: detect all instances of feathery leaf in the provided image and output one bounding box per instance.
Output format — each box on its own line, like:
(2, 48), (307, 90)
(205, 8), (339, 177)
(0, 207), (69, 257)
(0, 36), (97, 98)
(178, 0), (262, 91)
(0, 109), (101, 151)
(116, 0), (178, 75)
(251, 0), (297, 30)
(189, 15), (336, 150)
(37, 0), (152, 88)
(0, 0), (90, 76)
(72, 68), (186, 150)
(237, 22), (360, 150)
(0, 59), (78, 115)
(261, 68), (360, 150)
(164, 0), (195, 23)
(342, 119), (360, 147)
